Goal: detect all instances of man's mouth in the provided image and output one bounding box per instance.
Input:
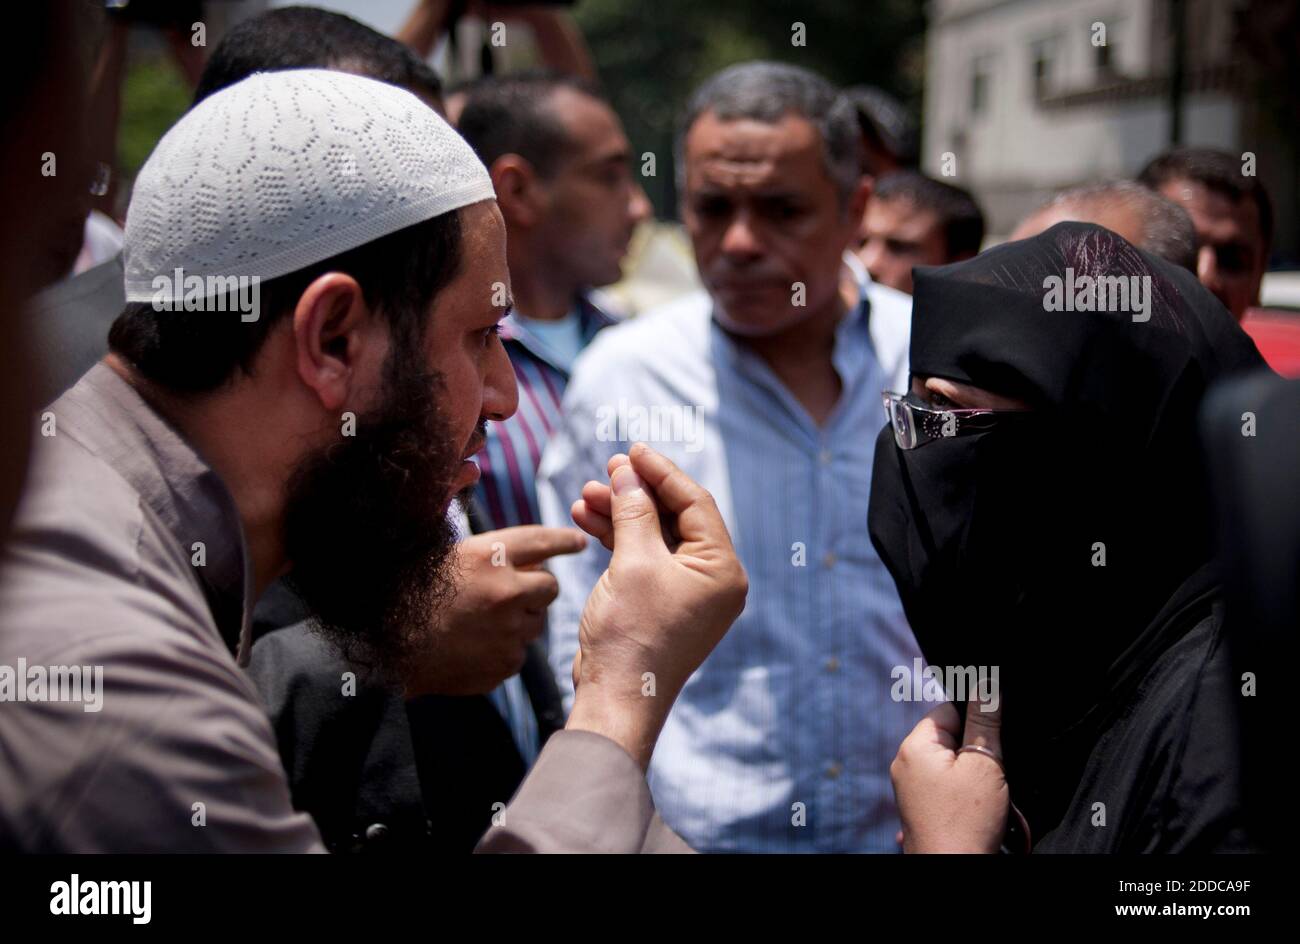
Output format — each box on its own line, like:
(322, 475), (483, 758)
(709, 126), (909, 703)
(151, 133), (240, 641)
(446, 455), (482, 506)
(449, 434), (486, 495)
(714, 279), (784, 296)
(456, 458), (481, 486)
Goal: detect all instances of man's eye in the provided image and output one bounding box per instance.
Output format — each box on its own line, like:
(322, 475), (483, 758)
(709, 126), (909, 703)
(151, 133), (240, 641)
(767, 203), (803, 220)
(480, 323), (502, 345)
(1216, 245), (1248, 273)
(696, 199), (730, 218)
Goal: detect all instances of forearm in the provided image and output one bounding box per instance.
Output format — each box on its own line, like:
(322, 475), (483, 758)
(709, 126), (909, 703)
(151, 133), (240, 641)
(518, 10), (597, 80)
(565, 690), (665, 771)
(396, 0), (453, 59)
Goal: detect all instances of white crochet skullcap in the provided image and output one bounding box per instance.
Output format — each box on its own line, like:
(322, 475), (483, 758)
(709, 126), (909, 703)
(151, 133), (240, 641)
(123, 68), (495, 301)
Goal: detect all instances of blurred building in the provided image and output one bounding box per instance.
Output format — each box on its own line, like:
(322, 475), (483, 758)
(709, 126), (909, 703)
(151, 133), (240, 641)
(922, 0), (1298, 259)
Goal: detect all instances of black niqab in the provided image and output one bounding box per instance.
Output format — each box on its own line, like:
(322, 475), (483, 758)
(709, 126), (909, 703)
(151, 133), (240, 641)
(868, 222), (1267, 841)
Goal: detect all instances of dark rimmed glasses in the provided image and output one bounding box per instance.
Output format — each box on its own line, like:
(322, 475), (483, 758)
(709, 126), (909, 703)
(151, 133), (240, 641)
(881, 391), (1031, 450)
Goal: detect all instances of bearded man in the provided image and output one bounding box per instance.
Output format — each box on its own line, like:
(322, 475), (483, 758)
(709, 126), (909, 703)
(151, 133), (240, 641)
(0, 70), (746, 853)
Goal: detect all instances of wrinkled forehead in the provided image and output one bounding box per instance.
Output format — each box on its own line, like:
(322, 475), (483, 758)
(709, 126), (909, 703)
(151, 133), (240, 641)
(685, 111), (824, 190)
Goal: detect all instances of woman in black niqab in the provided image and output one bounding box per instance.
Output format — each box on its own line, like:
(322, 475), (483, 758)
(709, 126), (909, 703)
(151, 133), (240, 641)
(868, 222), (1268, 851)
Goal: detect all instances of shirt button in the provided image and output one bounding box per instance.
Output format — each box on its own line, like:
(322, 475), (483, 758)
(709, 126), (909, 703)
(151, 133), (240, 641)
(825, 656), (840, 673)
(819, 449), (833, 466)
(822, 551), (837, 569)
(826, 762), (842, 779)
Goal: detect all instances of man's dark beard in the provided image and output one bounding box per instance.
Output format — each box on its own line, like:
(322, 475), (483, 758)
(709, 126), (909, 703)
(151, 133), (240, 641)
(282, 347), (464, 685)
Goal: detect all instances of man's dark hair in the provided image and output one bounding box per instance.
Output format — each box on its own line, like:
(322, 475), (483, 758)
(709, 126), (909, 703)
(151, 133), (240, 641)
(192, 5), (443, 107)
(455, 72), (606, 178)
(1038, 181), (1198, 272)
(677, 61), (863, 203)
(875, 171), (986, 259)
(108, 212), (462, 394)
(844, 85), (919, 169)
(1138, 147), (1274, 249)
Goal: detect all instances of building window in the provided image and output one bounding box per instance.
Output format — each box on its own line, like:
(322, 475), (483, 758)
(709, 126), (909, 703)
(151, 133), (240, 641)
(970, 57), (991, 114)
(1094, 18), (1123, 80)
(1095, 37), (1113, 74)
(1030, 38), (1057, 98)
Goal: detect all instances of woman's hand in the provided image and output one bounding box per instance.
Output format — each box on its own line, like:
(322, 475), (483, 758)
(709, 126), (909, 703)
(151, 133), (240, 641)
(891, 696), (1009, 853)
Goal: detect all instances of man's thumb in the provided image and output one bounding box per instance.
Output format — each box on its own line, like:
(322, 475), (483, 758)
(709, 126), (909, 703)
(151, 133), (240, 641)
(609, 464), (667, 560)
(961, 692), (1002, 757)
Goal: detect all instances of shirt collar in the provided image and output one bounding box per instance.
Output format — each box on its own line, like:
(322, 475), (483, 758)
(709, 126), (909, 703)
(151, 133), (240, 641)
(498, 292), (617, 372)
(708, 261), (875, 425)
(60, 363), (255, 661)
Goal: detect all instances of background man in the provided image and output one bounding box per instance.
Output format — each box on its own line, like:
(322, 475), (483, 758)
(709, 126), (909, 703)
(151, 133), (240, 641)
(845, 85), (919, 179)
(1011, 180), (1198, 272)
(856, 170), (985, 295)
(539, 62), (924, 853)
(2, 1), (92, 541)
(1139, 146), (1274, 320)
(457, 74), (652, 531)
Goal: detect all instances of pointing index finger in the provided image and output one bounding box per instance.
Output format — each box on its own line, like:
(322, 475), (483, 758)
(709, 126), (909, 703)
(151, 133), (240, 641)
(496, 525), (589, 567)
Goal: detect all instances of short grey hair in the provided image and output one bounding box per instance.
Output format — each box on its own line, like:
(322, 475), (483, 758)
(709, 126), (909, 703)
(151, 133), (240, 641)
(675, 61), (863, 205)
(1044, 181), (1197, 272)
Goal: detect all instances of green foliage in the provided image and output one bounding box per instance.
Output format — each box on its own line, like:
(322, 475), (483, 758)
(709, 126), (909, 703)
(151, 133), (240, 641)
(117, 54), (190, 200)
(574, 0), (926, 216)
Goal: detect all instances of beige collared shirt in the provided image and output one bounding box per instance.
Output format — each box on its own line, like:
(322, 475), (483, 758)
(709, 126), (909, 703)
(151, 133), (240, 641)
(0, 364), (685, 853)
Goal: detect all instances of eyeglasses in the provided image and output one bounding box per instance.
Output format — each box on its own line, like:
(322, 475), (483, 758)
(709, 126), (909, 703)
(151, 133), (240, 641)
(881, 390), (1030, 450)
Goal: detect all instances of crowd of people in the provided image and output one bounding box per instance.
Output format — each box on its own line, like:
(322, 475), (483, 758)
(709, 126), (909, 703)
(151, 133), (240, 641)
(0, 1), (1292, 855)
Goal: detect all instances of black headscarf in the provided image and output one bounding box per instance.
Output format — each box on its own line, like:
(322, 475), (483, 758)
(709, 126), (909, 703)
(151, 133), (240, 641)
(867, 222), (1267, 836)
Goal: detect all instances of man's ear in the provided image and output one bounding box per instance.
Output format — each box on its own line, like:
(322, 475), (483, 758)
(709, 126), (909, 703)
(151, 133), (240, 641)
(291, 272), (383, 413)
(847, 175), (873, 228)
(838, 176), (873, 254)
(491, 154), (542, 229)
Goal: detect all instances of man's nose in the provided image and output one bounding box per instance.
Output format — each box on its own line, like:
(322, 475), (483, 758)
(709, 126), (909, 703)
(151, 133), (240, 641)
(482, 337), (518, 423)
(628, 183), (652, 225)
(1197, 244), (1221, 291)
(720, 211), (763, 259)
(859, 237), (883, 276)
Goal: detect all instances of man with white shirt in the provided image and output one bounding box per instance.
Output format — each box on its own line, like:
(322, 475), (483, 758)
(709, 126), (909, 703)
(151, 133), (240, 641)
(538, 62), (925, 852)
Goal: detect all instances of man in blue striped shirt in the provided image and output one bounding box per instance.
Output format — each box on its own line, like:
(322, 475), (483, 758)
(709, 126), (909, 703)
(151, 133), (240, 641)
(538, 62), (926, 852)
(457, 75), (652, 762)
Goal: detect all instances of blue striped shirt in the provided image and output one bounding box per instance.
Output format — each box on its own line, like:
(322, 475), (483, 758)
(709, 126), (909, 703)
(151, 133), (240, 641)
(537, 276), (926, 852)
(474, 297), (616, 530)
(474, 295), (616, 765)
